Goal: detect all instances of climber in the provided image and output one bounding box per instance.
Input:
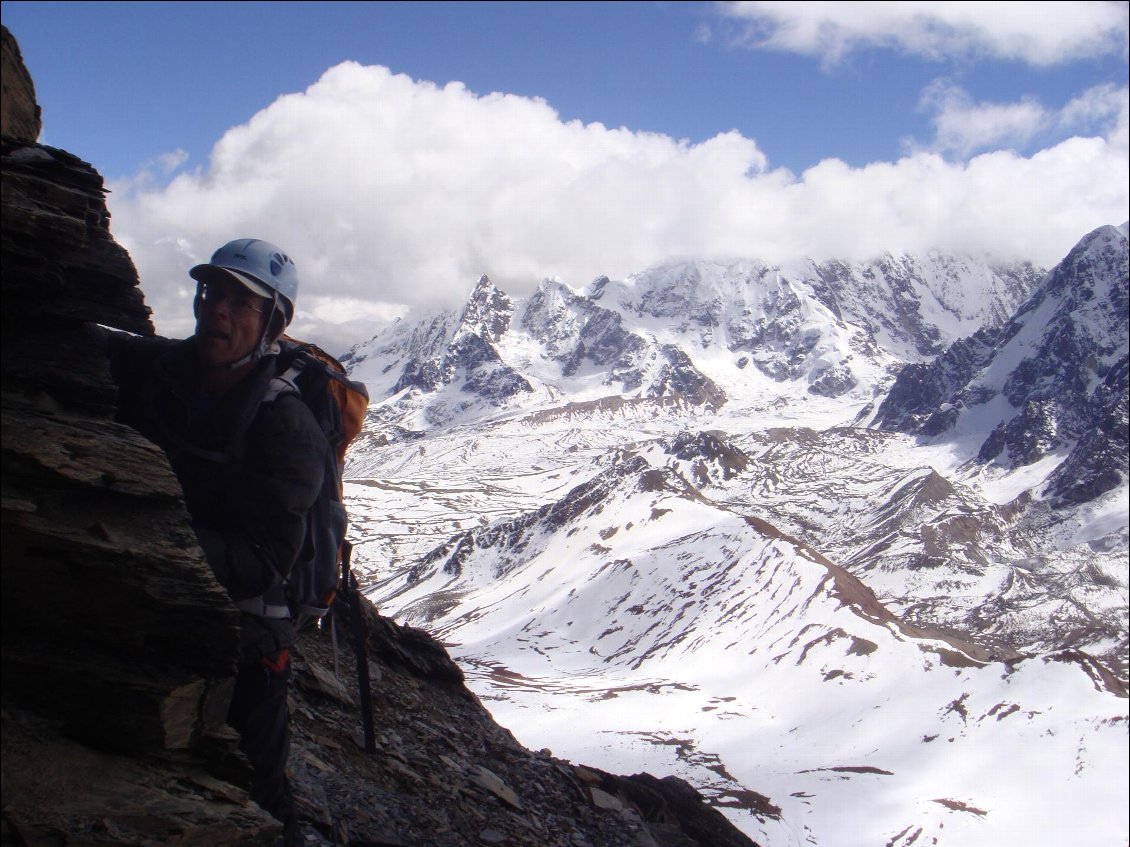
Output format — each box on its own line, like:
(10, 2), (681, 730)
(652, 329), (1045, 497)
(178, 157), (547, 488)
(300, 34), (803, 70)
(112, 238), (327, 847)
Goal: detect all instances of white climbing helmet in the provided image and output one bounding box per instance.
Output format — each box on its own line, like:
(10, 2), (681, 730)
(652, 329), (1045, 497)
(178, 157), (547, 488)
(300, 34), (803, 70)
(190, 238), (299, 325)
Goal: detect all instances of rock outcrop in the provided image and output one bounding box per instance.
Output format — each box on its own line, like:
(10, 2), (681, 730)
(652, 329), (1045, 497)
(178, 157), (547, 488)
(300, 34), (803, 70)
(1, 25), (40, 142)
(1, 28), (759, 847)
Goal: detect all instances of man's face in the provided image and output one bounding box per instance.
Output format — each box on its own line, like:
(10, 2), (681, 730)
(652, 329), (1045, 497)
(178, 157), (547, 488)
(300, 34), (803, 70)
(195, 277), (271, 369)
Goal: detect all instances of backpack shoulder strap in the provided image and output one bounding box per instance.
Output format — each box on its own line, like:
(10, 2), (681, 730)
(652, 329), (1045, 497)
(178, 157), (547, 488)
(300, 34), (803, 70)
(263, 359), (305, 404)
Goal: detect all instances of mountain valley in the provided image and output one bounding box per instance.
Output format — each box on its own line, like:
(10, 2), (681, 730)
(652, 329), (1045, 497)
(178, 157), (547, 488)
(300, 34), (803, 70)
(342, 232), (1129, 845)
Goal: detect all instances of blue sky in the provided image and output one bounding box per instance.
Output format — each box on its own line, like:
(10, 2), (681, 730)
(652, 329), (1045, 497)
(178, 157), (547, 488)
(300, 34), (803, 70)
(3, 1), (1128, 352)
(6, 1), (1126, 179)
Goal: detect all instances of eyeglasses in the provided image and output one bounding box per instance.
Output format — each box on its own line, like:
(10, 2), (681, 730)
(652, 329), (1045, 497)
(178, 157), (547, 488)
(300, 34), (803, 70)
(198, 281), (267, 314)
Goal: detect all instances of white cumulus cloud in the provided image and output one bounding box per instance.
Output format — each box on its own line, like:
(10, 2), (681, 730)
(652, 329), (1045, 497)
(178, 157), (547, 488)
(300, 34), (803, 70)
(916, 79), (1050, 157)
(910, 79), (1130, 158)
(716, 1), (1129, 66)
(108, 61), (1129, 355)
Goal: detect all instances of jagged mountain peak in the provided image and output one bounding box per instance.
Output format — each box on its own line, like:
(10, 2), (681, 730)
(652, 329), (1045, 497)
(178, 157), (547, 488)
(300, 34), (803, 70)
(459, 273), (514, 343)
(348, 245), (1044, 444)
(871, 222), (1128, 506)
(1006, 223), (1127, 336)
(350, 248), (1041, 439)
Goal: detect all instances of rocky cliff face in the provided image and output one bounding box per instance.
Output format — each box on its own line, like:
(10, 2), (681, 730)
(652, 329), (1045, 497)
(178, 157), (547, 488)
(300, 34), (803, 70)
(0, 27), (758, 847)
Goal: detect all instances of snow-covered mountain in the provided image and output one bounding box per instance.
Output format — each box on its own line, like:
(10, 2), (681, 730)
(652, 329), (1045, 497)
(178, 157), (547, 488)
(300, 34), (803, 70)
(342, 251), (1042, 425)
(340, 233), (1128, 846)
(873, 224), (1128, 500)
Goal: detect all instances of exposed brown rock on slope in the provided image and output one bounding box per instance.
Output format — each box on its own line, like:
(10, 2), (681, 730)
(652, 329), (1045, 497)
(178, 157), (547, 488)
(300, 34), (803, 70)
(1, 27), (762, 847)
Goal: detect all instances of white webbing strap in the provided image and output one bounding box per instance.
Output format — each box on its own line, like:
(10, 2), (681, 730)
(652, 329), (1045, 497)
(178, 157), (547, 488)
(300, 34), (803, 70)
(234, 596), (292, 618)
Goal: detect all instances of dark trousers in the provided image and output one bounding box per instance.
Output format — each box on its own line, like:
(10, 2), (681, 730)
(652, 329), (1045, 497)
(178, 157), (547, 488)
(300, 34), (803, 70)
(228, 654), (299, 846)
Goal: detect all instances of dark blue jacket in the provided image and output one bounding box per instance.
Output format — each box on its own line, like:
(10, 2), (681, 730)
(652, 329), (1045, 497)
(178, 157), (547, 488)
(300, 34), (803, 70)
(113, 336), (327, 662)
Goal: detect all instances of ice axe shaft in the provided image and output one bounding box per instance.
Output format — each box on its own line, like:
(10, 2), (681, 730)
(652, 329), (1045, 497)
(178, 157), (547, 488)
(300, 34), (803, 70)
(343, 541), (376, 754)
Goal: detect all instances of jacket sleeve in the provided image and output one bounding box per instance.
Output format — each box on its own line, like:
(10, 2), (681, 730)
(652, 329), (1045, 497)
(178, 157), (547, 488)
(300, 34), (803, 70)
(105, 331), (181, 430)
(196, 393), (327, 602)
